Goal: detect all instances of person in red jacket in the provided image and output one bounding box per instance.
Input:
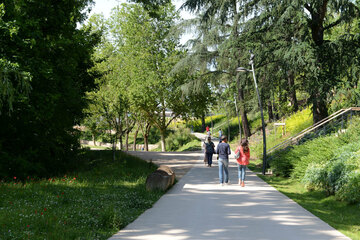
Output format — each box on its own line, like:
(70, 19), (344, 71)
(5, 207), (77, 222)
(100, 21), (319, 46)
(235, 139), (250, 187)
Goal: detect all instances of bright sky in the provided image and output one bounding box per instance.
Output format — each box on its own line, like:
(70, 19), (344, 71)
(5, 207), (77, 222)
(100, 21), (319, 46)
(89, 0), (194, 20)
(88, 0), (195, 44)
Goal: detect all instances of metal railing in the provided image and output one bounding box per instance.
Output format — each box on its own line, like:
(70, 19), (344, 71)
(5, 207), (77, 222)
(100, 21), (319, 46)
(267, 107), (360, 155)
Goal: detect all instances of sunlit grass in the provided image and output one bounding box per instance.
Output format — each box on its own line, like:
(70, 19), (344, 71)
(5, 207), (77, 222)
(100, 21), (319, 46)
(0, 150), (164, 240)
(177, 139), (201, 152)
(251, 107), (313, 159)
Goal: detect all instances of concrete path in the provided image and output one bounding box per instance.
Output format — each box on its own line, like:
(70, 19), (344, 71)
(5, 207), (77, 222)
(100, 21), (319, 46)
(127, 151), (203, 180)
(109, 153), (349, 240)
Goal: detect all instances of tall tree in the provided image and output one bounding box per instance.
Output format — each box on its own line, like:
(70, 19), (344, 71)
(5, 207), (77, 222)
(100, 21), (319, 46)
(239, 0), (359, 123)
(108, 3), (190, 151)
(0, 0), (99, 178)
(0, 3), (31, 114)
(179, 1), (253, 137)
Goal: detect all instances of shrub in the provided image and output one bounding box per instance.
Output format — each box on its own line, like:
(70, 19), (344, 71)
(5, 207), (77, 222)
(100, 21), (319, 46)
(285, 108), (313, 135)
(301, 144), (360, 201)
(336, 170), (360, 204)
(291, 136), (345, 179)
(269, 146), (298, 177)
(165, 127), (197, 151)
(302, 162), (328, 191)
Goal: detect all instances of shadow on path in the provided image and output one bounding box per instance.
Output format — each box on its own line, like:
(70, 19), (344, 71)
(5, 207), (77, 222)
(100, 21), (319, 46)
(109, 157), (350, 240)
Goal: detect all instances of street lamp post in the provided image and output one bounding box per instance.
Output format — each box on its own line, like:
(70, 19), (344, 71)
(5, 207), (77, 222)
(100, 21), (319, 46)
(234, 93), (242, 140)
(236, 54), (267, 175)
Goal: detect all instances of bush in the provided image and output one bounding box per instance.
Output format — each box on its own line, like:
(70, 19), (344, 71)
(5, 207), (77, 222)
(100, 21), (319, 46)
(301, 144), (360, 202)
(165, 127), (197, 151)
(302, 162), (328, 191)
(291, 136), (345, 179)
(336, 170), (360, 204)
(269, 147), (297, 177)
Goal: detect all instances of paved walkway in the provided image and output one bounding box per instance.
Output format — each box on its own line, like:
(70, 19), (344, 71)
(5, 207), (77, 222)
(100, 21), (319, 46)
(126, 151), (203, 180)
(109, 148), (350, 240)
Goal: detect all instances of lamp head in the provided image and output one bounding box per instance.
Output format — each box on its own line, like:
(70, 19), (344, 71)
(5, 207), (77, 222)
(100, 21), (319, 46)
(236, 67), (251, 72)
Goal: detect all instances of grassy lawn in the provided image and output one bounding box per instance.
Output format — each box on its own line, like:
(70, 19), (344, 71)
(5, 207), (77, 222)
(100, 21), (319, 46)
(258, 175), (360, 240)
(177, 139), (201, 152)
(0, 150), (164, 240)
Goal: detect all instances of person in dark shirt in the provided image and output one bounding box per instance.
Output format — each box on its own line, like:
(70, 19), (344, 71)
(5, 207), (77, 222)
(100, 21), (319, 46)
(216, 135), (231, 185)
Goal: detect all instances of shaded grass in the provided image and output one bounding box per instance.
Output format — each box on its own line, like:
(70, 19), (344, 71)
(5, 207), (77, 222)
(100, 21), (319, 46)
(258, 175), (360, 240)
(0, 150), (164, 240)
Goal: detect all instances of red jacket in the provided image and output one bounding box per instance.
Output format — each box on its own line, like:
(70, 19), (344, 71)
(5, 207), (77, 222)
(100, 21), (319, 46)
(235, 146), (250, 165)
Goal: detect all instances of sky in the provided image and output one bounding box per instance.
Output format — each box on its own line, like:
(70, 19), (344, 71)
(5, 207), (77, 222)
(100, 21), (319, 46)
(89, 0), (194, 20)
(88, 0), (195, 44)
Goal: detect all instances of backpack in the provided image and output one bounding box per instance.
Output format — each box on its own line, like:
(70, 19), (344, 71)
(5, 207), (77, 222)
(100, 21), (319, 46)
(205, 142), (214, 154)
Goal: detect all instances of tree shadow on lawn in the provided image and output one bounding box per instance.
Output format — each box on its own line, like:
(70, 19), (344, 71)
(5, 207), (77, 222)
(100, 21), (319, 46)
(258, 175), (360, 239)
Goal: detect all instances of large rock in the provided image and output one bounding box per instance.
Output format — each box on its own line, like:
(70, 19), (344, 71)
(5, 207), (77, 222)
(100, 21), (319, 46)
(146, 165), (176, 191)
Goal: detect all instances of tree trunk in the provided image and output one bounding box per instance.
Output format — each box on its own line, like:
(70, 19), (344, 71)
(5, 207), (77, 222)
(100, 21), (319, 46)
(110, 130), (116, 161)
(312, 96), (328, 123)
(267, 100), (274, 122)
(160, 129), (166, 152)
(238, 88), (251, 138)
(119, 136), (123, 150)
(144, 134), (149, 151)
(133, 126), (139, 151)
(125, 132), (129, 151)
(201, 114), (206, 132)
(287, 70), (298, 112)
(144, 123), (151, 151)
(92, 134), (96, 146)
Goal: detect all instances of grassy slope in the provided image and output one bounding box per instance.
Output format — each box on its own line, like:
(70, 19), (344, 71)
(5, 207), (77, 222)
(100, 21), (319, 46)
(0, 150), (164, 240)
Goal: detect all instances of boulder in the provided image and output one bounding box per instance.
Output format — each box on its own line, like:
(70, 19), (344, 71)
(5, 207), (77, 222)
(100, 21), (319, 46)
(157, 165), (175, 185)
(146, 165), (175, 191)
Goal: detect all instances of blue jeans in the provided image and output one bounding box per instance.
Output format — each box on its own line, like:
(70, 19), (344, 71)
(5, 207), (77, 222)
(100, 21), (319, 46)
(206, 153), (213, 165)
(238, 164), (247, 181)
(218, 158), (229, 183)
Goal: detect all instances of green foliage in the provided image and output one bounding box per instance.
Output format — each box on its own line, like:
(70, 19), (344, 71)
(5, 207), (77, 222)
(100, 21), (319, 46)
(0, 150), (163, 239)
(165, 127), (197, 151)
(0, 4), (31, 113)
(0, 0), (99, 178)
(270, 117), (360, 204)
(336, 170), (360, 204)
(186, 114), (225, 132)
(177, 139), (201, 152)
(285, 108), (313, 134)
(269, 147), (298, 177)
(291, 136), (345, 179)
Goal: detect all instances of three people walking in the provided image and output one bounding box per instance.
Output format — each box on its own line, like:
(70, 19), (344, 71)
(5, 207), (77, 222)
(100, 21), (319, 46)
(203, 132), (251, 187)
(235, 139), (250, 187)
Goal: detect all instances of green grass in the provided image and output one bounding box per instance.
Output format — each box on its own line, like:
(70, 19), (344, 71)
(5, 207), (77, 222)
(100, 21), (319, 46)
(0, 150), (164, 240)
(251, 107), (313, 160)
(177, 139), (201, 152)
(258, 175), (360, 240)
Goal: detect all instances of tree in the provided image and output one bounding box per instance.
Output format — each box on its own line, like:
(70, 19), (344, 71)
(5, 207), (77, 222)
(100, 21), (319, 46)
(0, 4), (31, 114)
(238, 0), (359, 123)
(108, 3), (190, 151)
(0, 0), (99, 178)
(177, 6), (253, 138)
